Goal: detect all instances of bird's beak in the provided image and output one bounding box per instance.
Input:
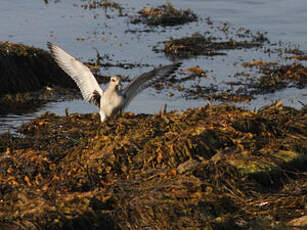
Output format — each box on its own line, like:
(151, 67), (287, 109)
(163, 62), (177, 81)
(118, 81), (123, 90)
(115, 83), (123, 91)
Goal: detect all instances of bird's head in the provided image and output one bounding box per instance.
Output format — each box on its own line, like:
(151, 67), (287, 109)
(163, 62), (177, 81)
(110, 75), (122, 90)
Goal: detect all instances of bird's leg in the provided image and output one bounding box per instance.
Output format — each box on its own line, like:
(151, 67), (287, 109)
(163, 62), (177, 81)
(111, 112), (121, 122)
(99, 111), (107, 122)
(117, 109), (124, 120)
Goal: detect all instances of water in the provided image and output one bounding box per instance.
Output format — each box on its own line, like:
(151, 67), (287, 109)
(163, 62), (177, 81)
(0, 0), (306, 133)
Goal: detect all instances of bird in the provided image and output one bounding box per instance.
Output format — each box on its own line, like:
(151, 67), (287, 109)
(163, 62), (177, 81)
(47, 42), (181, 122)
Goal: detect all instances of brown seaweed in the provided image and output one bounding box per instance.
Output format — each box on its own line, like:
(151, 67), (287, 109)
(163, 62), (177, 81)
(0, 102), (306, 229)
(0, 42), (76, 95)
(162, 33), (264, 58)
(131, 3), (197, 26)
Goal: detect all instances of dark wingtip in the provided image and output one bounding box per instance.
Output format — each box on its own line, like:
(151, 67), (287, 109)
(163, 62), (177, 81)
(91, 90), (101, 108)
(47, 41), (52, 50)
(47, 42), (55, 56)
(170, 62), (182, 73)
(173, 62), (182, 71)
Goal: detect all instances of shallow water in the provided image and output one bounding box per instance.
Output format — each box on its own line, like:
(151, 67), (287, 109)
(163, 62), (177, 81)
(0, 0), (306, 133)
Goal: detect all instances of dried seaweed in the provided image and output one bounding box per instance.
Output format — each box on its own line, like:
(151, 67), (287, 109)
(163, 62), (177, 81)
(0, 102), (306, 229)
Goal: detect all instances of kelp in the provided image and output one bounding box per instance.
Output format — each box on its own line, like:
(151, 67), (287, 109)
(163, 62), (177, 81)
(0, 102), (306, 229)
(162, 33), (264, 58)
(80, 0), (123, 16)
(243, 61), (307, 92)
(132, 3), (197, 26)
(165, 60), (306, 103)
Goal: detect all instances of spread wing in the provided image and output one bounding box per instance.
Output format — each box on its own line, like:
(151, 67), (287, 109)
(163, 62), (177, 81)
(47, 42), (103, 107)
(121, 63), (181, 109)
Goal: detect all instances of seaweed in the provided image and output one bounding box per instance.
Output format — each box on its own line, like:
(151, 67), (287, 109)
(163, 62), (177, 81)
(80, 0), (123, 16)
(0, 42), (76, 95)
(164, 60), (306, 103)
(131, 3), (197, 26)
(162, 33), (264, 58)
(0, 42), (111, 115)
(0, 102), (306, 229)
(245, 62), (307, 92)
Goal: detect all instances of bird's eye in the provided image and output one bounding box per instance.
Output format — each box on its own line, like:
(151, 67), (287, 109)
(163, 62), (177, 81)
(112, 79), (115, 82)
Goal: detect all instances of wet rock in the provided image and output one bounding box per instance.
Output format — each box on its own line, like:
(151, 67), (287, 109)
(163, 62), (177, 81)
(0, 41), (75, 95)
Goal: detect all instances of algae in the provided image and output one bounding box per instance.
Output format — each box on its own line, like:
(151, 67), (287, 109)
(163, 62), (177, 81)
(0, 42), (113, 115)
(132, 3), (197, 27)
(164, 60), (306, 103)
(0, 42), (76, 95)
(160, 32), (266, 58)
(244, 62), (307, 92)
(80, 0), (123, 16)
(0, 102), (306, 229)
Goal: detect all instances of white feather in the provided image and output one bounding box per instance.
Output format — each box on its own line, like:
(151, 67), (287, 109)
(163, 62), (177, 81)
(47, 42), (103, 102)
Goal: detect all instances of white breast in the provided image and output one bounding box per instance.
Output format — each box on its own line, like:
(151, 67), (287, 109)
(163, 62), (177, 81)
(100, 90), (124, 117)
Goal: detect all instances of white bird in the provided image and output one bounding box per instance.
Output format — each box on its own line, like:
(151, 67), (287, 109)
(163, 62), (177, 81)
(47, 42), (181, 122)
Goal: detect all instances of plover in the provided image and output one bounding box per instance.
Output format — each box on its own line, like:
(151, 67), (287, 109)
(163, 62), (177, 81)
(47, 42), (181, 122)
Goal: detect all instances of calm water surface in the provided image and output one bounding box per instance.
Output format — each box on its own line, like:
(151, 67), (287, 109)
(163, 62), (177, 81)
(0, 0), (306, 132)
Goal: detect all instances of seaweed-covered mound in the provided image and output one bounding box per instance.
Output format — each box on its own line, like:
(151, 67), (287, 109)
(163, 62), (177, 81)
(0, 41), (75, 96)
(0, 90), (57, 115)
(0, 102), (306, 229)
(162, 33), (264, 58)
(132, 3), (197, 26)
(0, 42), (105, 115)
